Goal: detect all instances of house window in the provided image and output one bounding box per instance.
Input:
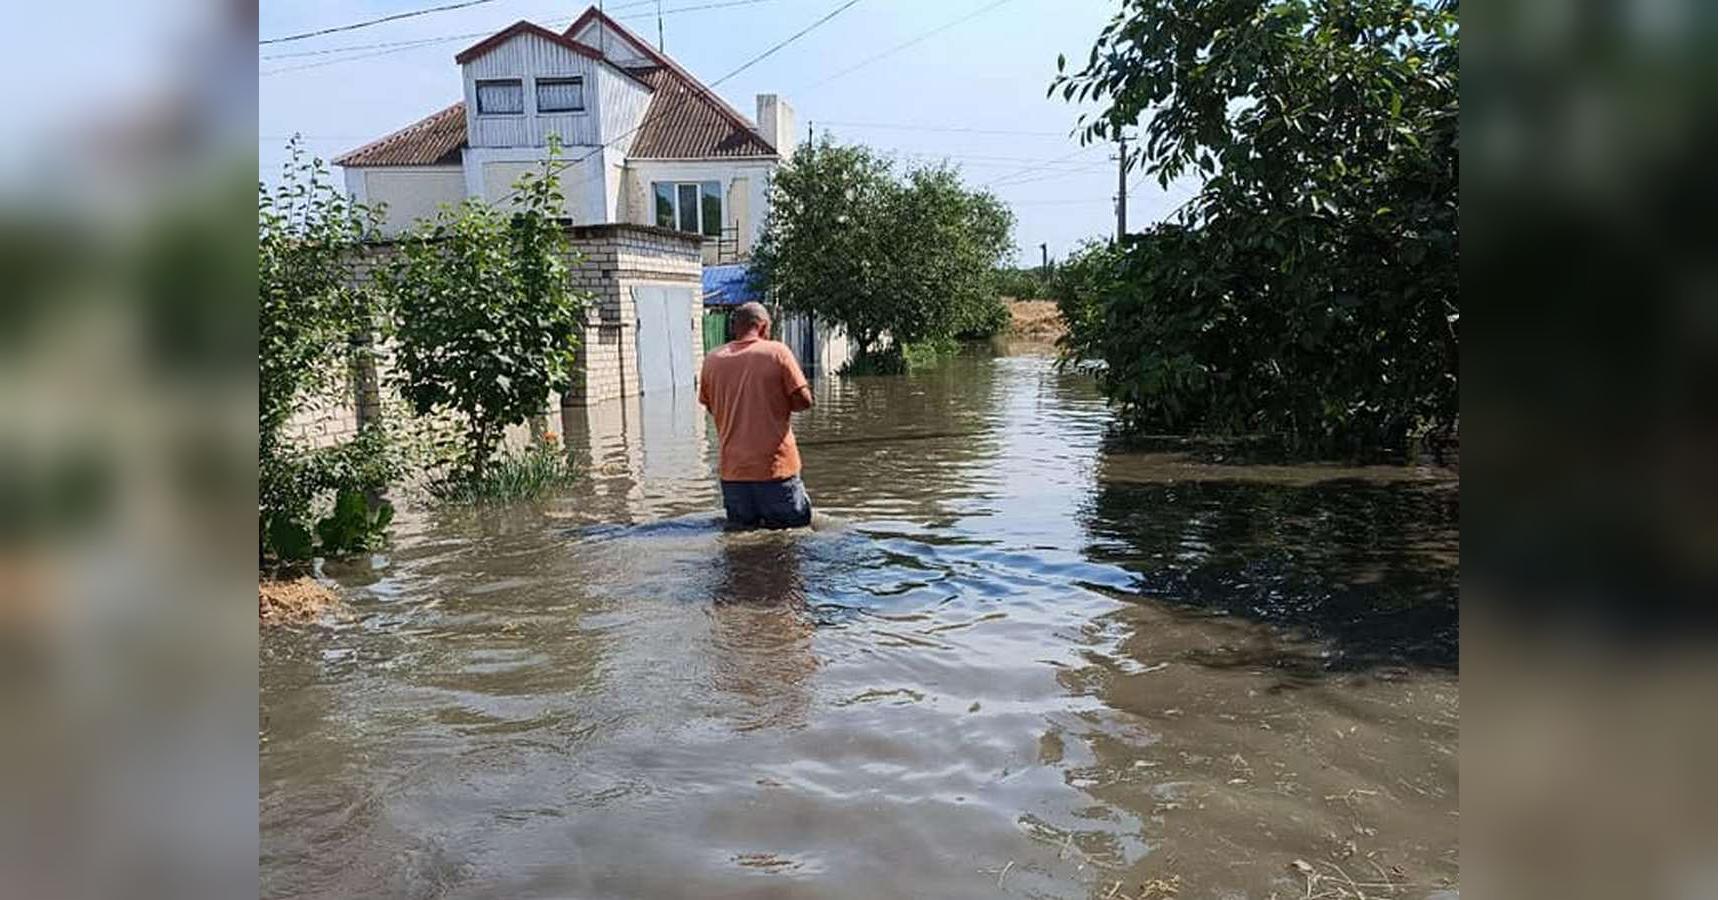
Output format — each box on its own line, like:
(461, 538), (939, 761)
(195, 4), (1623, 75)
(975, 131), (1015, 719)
(536, 77), (584, 113)
(475, 79), (524, 115)
(652, 181), (723, 237)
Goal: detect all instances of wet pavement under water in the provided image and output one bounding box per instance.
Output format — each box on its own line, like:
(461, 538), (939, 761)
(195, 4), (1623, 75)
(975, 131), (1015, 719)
(260, 345), (1458, 899)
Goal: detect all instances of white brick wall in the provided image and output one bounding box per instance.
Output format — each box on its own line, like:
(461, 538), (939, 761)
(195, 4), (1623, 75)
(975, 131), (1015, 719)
(284, 225), (705, 447)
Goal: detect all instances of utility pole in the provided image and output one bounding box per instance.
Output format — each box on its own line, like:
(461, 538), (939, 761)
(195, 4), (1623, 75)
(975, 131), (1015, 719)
(1114, 135), (1128, 242)
(1039, 243), (1049, 273)
(657, 0), (664, 51)
(807, 121), (814, 145)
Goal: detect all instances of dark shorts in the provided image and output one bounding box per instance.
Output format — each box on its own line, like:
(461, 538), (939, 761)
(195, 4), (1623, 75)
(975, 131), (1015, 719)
(720, 475), (813, 529)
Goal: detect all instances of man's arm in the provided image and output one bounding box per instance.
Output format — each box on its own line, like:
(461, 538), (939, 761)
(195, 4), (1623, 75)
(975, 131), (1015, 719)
(779, 346), (813, 412)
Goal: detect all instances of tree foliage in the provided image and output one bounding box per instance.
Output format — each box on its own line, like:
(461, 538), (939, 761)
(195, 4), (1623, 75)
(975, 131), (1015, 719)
(752, 140), (1017, 364)
(994, 265), (1052, 302)
(1049, 239), (1126, 357)
(1053, 0), (1458, 453)
(386, 145), (589, 479)
(258, 140), (397, 564)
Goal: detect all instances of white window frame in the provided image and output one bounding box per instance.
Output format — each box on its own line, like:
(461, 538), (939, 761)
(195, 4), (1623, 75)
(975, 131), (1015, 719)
(534, 76), (586, 114)
(474, 78), (525, 116)
(652, 180), (724, 238)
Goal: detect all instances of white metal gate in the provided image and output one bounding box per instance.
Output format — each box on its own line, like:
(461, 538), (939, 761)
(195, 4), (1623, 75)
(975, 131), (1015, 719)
(633, 285), (696, 394)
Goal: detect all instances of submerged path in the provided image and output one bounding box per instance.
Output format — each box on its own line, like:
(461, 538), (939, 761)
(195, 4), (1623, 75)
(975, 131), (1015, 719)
(261, 347), (1458, 899)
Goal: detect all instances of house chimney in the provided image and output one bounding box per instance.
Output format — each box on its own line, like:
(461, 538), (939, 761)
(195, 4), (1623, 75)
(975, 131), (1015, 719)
(756, 94), (797, 159)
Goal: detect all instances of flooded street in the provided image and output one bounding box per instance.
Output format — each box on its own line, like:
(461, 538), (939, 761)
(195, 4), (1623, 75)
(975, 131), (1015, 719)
(260, 346), (1458, 899)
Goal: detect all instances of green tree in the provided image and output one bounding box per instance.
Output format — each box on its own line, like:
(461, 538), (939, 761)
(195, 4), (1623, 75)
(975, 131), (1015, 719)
(1053, 0), (1458, 453)
(1050, 239), (1125, 357)
(897, 167), (1015, 341)
(753, 140), (1017, 366)
(258, 140), (396, 564)
(386, 146), (589, 480)
(994, 265), (1051, 302)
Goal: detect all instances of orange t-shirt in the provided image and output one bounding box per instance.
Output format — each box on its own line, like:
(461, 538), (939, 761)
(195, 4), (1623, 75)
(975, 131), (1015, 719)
(698, 336), (809, 481)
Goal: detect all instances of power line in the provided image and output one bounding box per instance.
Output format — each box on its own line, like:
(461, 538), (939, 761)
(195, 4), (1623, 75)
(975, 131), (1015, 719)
(628, 0), (781, 19)
(491, 0), (866, 205)
(261, 31), (490, 61)
(1009, 196), (1112, 207)
(700, 0), (864, 90)
(873, 147), (1110, 167)
(982, 145), (1104, 188)
(803, 0), (1017, 91)
(259, 0), (781, 74)
(261, 38), (489, 75)
(259, 0), (504, 46)
(259, 0), (670, 47)
(819, 120), (1070, 137)
(982, 162), (1112, 189)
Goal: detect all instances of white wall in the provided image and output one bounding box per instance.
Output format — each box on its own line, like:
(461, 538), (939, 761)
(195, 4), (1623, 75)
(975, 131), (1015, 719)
(462, 145), (610, 223)
(570, 18), (655, 66)
(596, 57), (653, 154)
(343, 165), (467, 236)
(756, 94), (797, 158)
(461, 32), (612, 149)
(622, 159), (776, 252)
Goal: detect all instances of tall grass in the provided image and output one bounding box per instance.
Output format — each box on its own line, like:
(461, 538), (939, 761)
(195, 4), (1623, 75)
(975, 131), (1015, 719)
(429, 442), (579, 504)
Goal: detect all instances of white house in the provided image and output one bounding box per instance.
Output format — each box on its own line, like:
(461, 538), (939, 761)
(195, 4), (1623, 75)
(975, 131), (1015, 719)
(334, 5), (796, 265)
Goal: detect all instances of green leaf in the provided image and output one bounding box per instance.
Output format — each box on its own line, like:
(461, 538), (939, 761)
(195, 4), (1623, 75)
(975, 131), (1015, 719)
(267, 518), (315, 562)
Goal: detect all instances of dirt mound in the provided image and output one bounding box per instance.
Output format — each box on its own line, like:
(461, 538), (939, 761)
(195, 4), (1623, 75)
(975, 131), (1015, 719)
(1005, 300), (1065, 339)
(260, 576), (339, 624)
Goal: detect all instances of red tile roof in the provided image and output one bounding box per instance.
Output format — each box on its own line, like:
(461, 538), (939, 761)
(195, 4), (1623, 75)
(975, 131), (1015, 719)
(336, 7), (778, 168)
(624, 66), (776, 158)
(333, 102), (465, 167)
(565, 7), (776, 158)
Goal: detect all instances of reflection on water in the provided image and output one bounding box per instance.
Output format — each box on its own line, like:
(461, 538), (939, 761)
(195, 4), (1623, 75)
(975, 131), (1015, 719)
(709, 533), (817, 732)
(262, 348), (1458, 899)
(1086, 467), (1459, 670)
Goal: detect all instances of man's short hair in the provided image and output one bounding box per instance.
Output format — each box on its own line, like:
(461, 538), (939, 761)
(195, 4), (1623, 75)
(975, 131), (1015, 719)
(730, 301), (770, 337)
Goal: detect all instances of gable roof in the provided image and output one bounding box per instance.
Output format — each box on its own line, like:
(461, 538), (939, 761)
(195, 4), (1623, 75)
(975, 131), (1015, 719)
(333, 102), (465, 167)
(335, 6), (778, 168)
(455, 20), (604, 65)
(624, 66), (776, 158)
(564, 7), (776, 158)
(452, 20), (657, 92)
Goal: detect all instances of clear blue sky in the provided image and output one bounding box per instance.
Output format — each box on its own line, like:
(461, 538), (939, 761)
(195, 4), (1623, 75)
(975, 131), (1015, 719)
(259, 0), (1199, 260)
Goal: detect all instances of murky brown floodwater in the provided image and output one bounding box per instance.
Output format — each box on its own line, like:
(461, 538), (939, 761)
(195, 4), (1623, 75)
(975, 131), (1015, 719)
(261, 345), (1458, 899)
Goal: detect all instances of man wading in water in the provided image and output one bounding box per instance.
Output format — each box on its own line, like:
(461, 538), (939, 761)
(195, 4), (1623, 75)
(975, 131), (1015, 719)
(698, 301), (816, 529)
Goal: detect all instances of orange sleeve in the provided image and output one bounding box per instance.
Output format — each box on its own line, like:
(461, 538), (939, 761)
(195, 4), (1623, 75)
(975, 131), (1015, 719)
(778, 344), (809, 395)
(697, 356), (714, 409)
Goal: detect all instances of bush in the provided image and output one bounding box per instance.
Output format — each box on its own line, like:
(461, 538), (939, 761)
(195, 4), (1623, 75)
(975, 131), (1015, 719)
(1052, 0), (1458, 454)
(387, 141), (590, 481)
(1050, 240), (1125, 362)
(952, 294), (1011, 340)
(260, 424), (402, 564)
(258, 140), (397, 566)
(427, 440), (578, 505)
(993, 266), (1050, 301)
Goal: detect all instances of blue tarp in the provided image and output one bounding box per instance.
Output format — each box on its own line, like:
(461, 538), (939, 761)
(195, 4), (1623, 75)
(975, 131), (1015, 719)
(702, 264), (759, 307)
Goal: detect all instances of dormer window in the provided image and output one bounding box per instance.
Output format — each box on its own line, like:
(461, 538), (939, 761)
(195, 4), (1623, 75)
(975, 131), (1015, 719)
(536, 77), (585, 114)
(475, 79), (524, 115)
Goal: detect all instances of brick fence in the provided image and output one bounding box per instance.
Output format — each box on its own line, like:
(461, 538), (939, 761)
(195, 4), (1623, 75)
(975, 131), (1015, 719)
(284, 222), (704, 450)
